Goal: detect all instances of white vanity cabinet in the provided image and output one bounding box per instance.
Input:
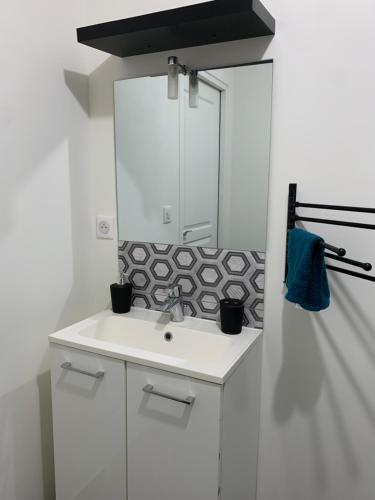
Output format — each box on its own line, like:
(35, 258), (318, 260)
(126, 363), (222, 500)
(50, 345), (127, 500)
(50, 337), (262, 500)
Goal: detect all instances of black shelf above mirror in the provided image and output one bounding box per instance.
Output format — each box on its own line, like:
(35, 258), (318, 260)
(77, 0), (275, 58)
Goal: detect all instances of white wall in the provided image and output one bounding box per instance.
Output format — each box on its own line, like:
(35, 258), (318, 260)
(83, 0), (211, 25)
(0, 2), (92, 498)
(257, 3), (375, 500)
(83, 1), (375, 500)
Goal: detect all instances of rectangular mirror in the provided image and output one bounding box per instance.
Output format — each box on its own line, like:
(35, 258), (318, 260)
(114, 62), (273, 252)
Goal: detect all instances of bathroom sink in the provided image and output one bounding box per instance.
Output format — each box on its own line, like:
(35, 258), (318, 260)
(79, 315), (234, 364)
(49, 308), (262, 384)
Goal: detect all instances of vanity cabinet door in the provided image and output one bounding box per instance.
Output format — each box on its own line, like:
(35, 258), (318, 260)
(127, 363), (222, 500)
(50, 344), (126, 500)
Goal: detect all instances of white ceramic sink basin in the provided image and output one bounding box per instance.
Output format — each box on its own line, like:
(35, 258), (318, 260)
(79, 315), (233, 364)
(49, 308), (262, 384)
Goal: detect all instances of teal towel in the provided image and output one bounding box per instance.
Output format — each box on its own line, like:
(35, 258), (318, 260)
(286, 228), (330, 311)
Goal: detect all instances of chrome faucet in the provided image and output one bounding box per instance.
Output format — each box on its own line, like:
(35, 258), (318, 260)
(162, 284), (184, 323)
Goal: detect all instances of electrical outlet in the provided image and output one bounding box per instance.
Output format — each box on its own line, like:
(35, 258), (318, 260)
(96, 215), (114, 240)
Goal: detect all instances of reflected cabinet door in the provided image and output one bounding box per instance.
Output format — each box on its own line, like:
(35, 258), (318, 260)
(50, 345), (126, 500)
(127, 363), (222, 500)
(180, 79), (221, 248)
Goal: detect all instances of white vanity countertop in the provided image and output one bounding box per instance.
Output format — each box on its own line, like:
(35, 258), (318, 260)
(48, 308), (262, 384)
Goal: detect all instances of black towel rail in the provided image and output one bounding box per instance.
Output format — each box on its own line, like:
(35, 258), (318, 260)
(296, 202), (375, 214)
(285, 183), (375, 282)
(324, 253), (372, 272)
(326, 265), (375, 283)
(323, 243), (346, 257)
(296, 216), (375, 231)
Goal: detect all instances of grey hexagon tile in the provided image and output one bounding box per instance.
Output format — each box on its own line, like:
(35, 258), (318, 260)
(129, 269), (151, 291)
(174, 274), (197, 297)
(250, 269), (265, 294)
(222, 252), (251, 276)
(222, 281), (250, 302)
(249, 298), (264, 324)
(150, 259), (174, 281)
(197, 264), (223, 287)
(197, 247), (223, 260)
(132, 294), (151, 309)
(172, 247), (198, 270)
(244, 251), (261, 270)
(119, 240), (128, 252)
(151, 243), (173, 255)
(183, 300), (198, 317)
(119, 254), (129, 274)
(150, 284), (169, 305)
(253, 251), (266, 265)
(197, 292), (220, 314)
(128, 243), (151, 265)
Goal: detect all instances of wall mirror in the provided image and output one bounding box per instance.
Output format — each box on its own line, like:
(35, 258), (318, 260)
(114, 61), (273, 252)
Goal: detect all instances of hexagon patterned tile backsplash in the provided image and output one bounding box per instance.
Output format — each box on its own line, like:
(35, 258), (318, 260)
(119, 241), (265, 329)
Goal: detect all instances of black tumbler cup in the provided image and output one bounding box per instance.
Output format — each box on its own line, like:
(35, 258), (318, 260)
(110, 283), (133, 314)
(220, 299), (244, 335)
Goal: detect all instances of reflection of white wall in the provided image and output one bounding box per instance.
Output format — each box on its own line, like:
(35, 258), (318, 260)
(115, 77), (180, 243)
(231, 63), (273, 251)
(214, 64), (273, 252)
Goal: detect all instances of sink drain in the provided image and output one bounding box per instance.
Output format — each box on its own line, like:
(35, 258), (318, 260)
(164, 332), (173, 342)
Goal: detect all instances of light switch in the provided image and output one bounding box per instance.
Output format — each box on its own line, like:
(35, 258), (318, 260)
(163, 206), (172, 224)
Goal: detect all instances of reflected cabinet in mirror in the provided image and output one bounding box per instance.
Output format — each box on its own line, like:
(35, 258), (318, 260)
(114, 62), (273, 252)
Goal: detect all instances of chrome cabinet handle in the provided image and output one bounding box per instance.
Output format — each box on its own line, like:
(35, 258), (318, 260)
(143, 384), (195, 406)
(61, 362), (105, 379)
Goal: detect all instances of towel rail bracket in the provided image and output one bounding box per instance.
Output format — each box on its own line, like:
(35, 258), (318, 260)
(285, 183), (375, 283)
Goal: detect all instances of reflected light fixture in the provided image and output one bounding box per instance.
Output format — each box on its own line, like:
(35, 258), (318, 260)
(189, 70), (199, 108)
(168, 56), (199, 108)
(168, 56), (186, 100)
